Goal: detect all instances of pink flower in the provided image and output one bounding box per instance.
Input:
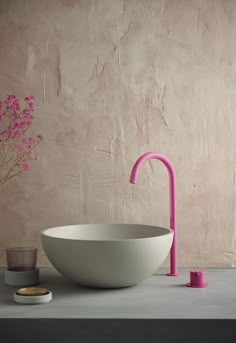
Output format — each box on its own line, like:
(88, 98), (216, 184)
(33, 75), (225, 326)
(13, 129), (22, 137)
(28, 137), (36, 144)
(0, 129), (7, 135)
(24, 95), (34, 101)
(0, 94), (43, 185)
(23, 108), (30, 115)
(11, 111), (18, 119)
(7, 129), (14, 138)
(21, 161), (31, 174)
(15, 144), (27, 153)
(13, 121), (20, 128)
(37, 134), (43, 141)
(12, 100), (20, 110)
(28, 102), (34, 110)
(7, 94), (16, 100)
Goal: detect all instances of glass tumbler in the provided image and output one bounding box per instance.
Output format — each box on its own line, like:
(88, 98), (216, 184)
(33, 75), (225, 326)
(6, 247), (37, 272)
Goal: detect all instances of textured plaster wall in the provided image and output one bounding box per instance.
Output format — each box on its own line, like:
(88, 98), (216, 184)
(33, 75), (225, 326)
(0, 0), (236, 268)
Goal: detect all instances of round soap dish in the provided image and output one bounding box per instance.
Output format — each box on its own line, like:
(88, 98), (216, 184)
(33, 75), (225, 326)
(14, 287), (52, 305)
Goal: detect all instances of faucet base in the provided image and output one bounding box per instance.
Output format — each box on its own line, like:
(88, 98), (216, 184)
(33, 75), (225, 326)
(167, 272), (179, 276)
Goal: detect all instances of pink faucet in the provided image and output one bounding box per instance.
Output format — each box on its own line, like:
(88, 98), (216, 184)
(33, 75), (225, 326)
(130, 152), (178, 276)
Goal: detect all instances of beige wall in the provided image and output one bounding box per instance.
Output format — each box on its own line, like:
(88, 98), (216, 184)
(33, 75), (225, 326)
(0, 0), (235, 268)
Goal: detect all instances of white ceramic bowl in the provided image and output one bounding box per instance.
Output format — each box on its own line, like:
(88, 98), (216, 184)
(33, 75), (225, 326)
(41, 224), (173, 288)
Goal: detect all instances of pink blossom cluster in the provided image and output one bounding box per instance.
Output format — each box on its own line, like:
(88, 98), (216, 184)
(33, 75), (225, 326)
(0, 94), (43, 185)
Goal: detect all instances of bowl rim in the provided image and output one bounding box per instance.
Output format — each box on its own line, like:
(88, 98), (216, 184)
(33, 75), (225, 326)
(41, 224), (174, 242)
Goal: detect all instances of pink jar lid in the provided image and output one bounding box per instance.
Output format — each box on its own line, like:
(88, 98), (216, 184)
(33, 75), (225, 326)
(186, 270), (208, 288)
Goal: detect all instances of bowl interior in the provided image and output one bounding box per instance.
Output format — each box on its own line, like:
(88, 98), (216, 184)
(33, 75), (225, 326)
(42, 224), (173, 241)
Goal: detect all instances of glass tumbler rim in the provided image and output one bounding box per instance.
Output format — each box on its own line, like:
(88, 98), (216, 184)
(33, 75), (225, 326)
(6, 247), (37, 253)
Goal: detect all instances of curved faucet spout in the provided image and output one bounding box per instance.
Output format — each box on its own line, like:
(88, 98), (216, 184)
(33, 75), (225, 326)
(130, 152), (178, 276)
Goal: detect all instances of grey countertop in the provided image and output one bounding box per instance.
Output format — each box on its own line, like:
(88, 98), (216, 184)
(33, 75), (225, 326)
(0, 268), (236, 319)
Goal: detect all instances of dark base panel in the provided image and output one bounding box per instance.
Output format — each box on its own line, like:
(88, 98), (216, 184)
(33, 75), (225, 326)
(0, 319), (235, 343)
